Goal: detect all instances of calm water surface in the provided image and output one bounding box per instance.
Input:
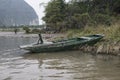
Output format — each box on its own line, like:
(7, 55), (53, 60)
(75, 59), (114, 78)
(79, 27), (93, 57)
(0, 37), (120, 80)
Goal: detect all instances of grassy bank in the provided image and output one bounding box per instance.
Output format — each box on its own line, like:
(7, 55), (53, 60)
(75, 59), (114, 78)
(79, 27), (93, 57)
(67, 22), (120, 41)
(66, 22), (120, 55)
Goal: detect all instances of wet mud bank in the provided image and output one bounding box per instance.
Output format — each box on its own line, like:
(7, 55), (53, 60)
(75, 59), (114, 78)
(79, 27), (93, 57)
(79, 40), (120, 56)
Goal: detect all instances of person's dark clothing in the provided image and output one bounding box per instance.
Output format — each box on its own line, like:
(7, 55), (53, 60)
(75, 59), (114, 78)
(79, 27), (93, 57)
(37, 34), (43, 44)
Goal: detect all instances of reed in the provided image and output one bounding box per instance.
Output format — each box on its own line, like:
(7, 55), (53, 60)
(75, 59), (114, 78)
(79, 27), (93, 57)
(67, 22), (120, 41)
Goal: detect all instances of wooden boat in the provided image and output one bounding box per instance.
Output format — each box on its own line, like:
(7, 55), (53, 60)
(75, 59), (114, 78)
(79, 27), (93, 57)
(20, 34), (104, 53)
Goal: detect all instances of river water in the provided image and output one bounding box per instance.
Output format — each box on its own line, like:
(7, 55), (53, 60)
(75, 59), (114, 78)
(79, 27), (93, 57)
(0, 37), (120, 80)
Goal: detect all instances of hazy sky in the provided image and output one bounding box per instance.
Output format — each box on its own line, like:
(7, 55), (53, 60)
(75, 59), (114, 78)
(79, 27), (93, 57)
(25, 0), (50, 25)
(24, 0), (69, 25)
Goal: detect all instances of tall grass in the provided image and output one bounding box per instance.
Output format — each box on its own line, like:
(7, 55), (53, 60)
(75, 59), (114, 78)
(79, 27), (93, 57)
(67, 22), (120, 41)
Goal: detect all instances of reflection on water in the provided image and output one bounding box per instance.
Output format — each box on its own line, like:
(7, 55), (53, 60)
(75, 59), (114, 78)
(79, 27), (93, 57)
(0, 37), (120, 80)
(0, 37), (37, 51)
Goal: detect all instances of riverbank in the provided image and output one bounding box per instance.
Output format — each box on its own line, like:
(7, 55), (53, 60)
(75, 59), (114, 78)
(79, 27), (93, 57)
(0, 32), (65, 39)
(65, 22), (120, 56)
(77, 40), (120, 56)
(0, 29), (119, 56)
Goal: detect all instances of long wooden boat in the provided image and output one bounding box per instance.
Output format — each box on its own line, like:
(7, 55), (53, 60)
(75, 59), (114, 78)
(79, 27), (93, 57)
(20, 34), (104, 53)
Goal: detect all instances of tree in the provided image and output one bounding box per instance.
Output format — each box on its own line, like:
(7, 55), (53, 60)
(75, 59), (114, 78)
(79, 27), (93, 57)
(23, 26), (31, 33)
(42, 0), (66, 30)
(43, 0), (120, 31)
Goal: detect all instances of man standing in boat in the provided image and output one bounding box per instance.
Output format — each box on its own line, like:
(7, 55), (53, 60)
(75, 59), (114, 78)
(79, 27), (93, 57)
(37, 33), (43, 44)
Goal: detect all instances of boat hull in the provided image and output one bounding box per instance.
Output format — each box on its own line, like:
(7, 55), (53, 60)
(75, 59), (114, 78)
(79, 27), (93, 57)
(30, 43), (86, 53)
(20, 34), (104, 53)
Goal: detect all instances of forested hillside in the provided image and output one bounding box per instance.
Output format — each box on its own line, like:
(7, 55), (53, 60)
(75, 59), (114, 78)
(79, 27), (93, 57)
(0, 0), (39, 26)
(43, 0), (120, 32)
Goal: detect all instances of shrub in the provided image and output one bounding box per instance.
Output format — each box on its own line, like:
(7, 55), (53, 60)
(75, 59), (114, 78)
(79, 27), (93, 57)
(31, 29), (41, 33)
(71, 13), (92, 28)
(93, 14), (111, 26)
(23, 27), (31, 33)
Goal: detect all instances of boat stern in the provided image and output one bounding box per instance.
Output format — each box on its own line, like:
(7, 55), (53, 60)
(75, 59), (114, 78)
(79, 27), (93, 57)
(19, 44), (33, 50)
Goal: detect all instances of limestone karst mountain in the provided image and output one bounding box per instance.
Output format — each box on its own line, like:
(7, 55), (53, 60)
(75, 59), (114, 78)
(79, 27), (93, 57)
(0, 0), (39, 26)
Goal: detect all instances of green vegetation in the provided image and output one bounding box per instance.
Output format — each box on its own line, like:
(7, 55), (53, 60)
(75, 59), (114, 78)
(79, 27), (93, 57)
(22, 27), (31, 33)
(67, 21), (120, 41)
(42, 0), (120, 41)
(43, 0), (120, 31)
(0, 25), (45, 34)
(22, 27), (42, 34)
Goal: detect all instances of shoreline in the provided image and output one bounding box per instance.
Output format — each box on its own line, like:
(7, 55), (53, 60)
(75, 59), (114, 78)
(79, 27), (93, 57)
(0, 32), (37, 37)
(78, 41), (120, 56)
(0, 32), (65, 39)
(0, 32), (120, 56)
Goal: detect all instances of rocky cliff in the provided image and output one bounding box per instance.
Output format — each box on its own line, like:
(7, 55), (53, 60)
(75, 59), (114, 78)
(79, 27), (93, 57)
(0, 0), (39, 26)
